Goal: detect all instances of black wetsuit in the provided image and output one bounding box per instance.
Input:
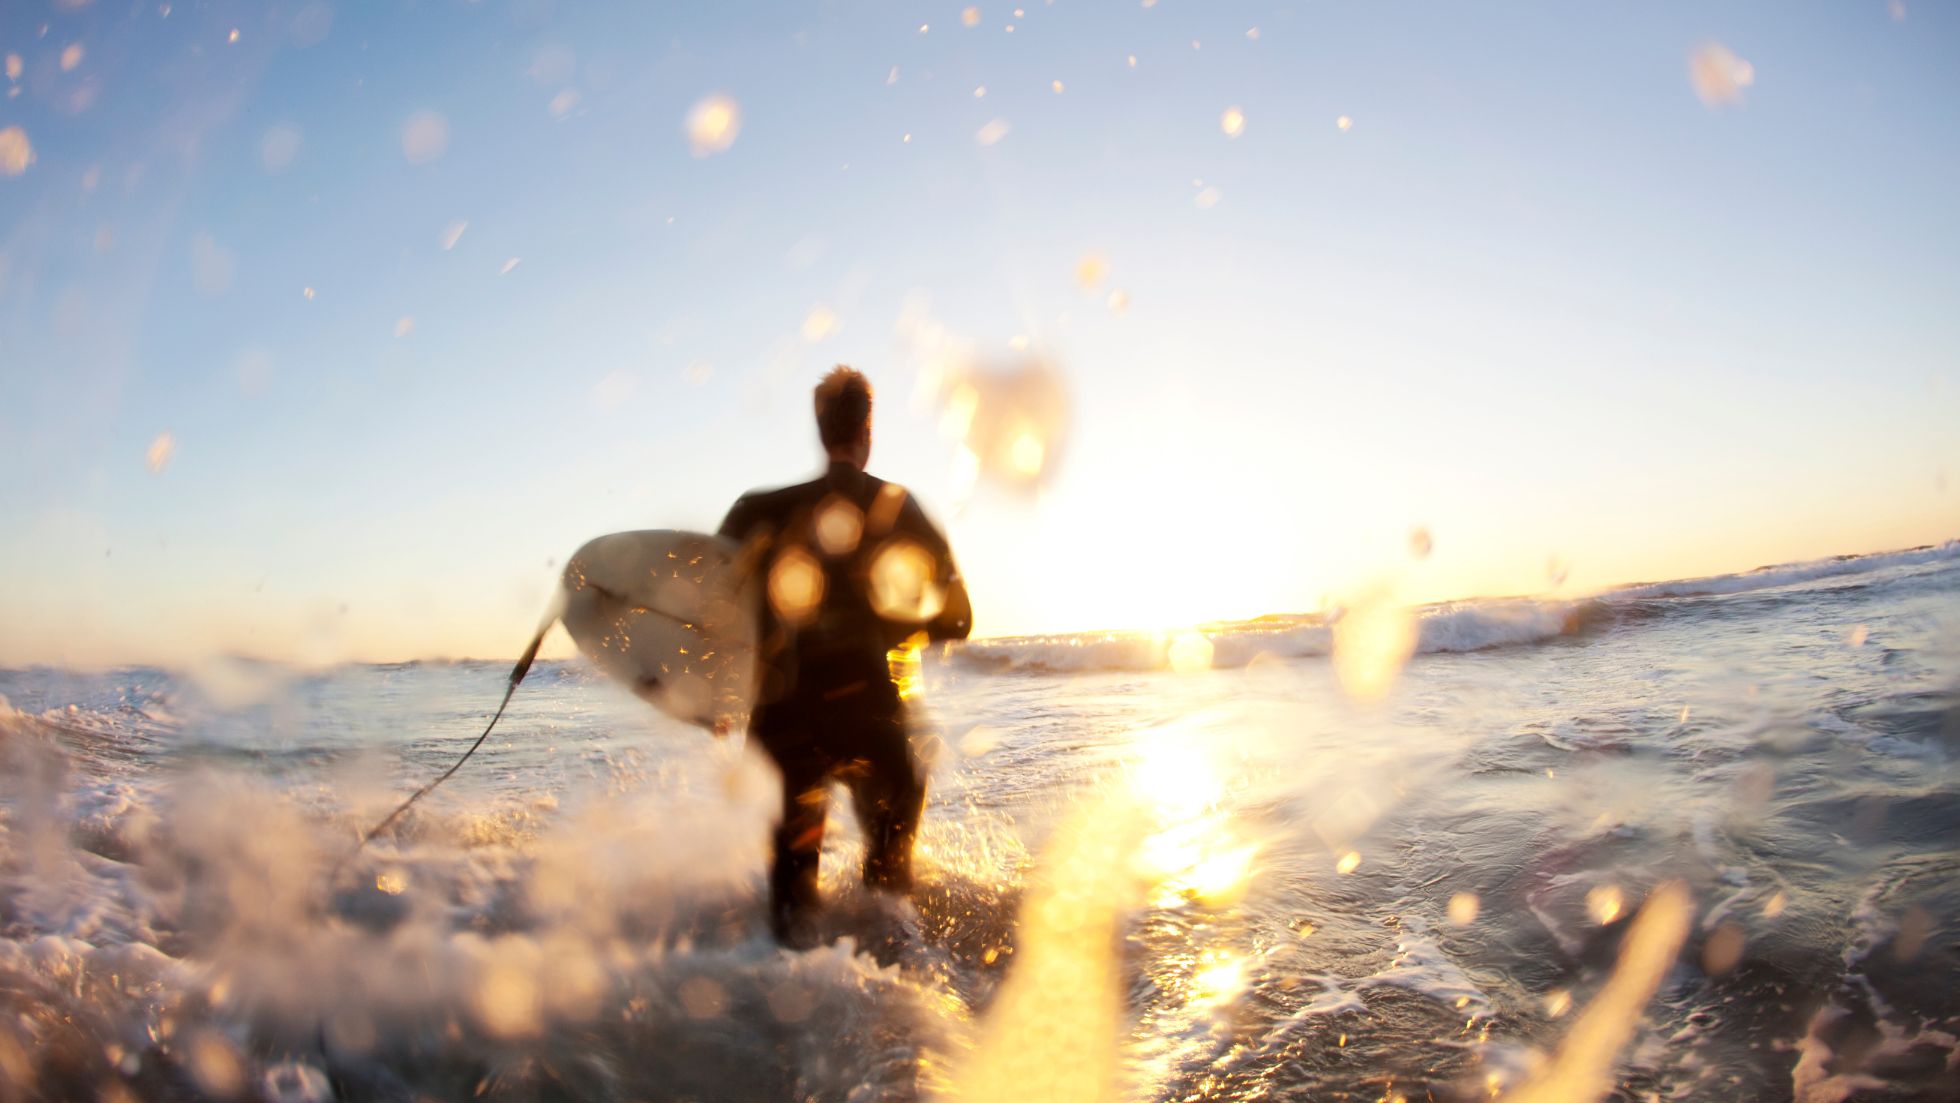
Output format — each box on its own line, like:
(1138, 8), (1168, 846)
(717, 461), (971, 941)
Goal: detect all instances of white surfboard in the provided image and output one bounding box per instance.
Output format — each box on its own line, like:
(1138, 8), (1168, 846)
(558, 530), (762, 732)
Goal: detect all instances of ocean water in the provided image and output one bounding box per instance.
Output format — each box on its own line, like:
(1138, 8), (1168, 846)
(1, 544), (1956, 1102)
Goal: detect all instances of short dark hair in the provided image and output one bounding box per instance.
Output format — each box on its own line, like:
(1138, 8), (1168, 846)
(814, 365), (873, 450)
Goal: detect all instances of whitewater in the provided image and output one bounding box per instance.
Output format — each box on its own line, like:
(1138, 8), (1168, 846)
(1, 543), (1956, 1101)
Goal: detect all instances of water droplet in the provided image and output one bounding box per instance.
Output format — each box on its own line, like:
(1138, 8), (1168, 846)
(1075, 253), (1109, 289)
(685, 93), (741, 155)
(1689, 42), (1754, 107)
(1702, 922), (1744, 974)
(145, 432), (175, 473)
(1587, 883), (1623, 925)
(260, 123), (301, 171)
(801, 305), (838, 342)
(401, 110), (449, 164)
(1167, 632), (1213, 674)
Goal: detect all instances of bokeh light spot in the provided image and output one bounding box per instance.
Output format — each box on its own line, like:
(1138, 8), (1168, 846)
(768, 546), (825, 626)
(869, 538), (946, 624)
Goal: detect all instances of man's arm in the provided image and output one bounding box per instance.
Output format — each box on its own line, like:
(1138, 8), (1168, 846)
(899, 496), (971, 642)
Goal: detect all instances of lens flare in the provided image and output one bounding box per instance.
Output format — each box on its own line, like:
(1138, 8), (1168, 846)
(1219, 106), (1246, 137)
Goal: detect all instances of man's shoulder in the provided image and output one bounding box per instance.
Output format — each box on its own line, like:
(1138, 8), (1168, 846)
(729, 476), (827, 520)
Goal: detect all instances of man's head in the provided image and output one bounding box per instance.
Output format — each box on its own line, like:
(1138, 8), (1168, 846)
(814, 365), (873, 469)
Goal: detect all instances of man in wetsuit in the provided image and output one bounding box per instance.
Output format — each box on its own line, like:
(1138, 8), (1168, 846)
(718, 366), (972, 946)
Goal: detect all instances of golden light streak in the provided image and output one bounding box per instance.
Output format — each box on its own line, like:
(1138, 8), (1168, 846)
(1106, 289), (1129, 313)
(1336, 850), (1362, 875)
(1336, 115), (1353, 131)
(374, 869), (407, 895)
(439, 219), (468, 250)
(1502, 883), (1693, 1103)
(1448, 892), (1480, 926)
(976, 119), (1011, 146)
(1219, 106), (1246, 137)
(961, 6), (981, 27)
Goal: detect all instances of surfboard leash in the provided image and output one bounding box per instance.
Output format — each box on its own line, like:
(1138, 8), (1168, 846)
(335, 623), (551, 873)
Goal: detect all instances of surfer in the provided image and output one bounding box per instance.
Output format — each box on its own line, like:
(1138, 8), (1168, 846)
(718, 366), (973, 947)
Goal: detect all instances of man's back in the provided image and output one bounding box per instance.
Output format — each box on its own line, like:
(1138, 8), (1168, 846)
(719, 461), (970, 708)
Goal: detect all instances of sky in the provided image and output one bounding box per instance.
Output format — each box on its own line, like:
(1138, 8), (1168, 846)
(1, 0), (1956, 666)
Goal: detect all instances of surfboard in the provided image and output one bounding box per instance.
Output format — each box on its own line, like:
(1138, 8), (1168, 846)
(557, 530), (761, 732)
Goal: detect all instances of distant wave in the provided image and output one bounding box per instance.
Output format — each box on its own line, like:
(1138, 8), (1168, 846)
(953, 598), (1599, 674)
(1608, 541), (1960, 600)
(951, 540), (1957, 676)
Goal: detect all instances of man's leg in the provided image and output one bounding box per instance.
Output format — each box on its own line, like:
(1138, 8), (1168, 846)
(845, 707), (926, 895)
(764, 743), (831, 947)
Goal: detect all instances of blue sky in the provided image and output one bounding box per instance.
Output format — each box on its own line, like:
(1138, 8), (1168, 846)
(1, 0), (1956, 664)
